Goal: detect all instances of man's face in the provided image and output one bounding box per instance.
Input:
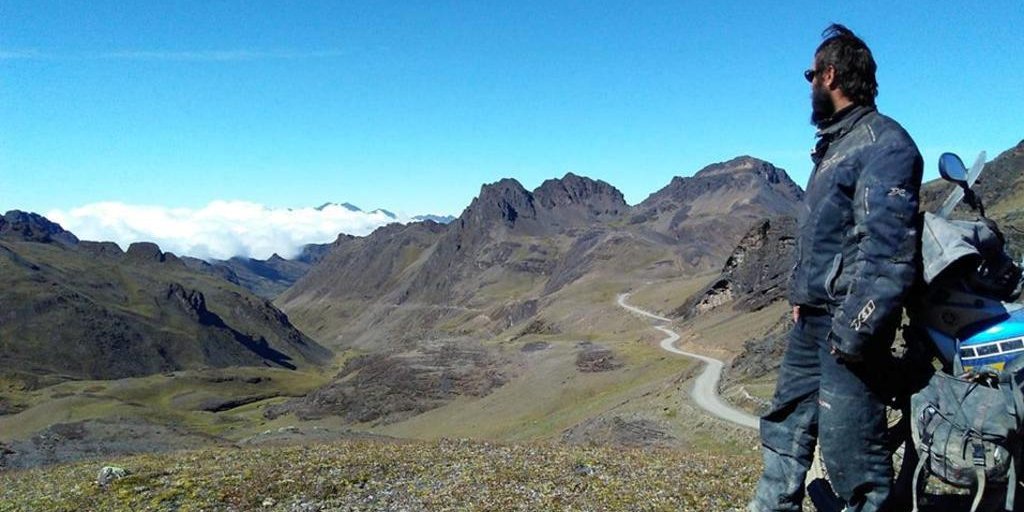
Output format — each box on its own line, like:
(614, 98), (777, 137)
(809, 59), (835, 126)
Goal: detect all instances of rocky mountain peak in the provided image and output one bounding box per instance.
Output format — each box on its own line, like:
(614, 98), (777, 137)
(315, 202), (362, 212)
(640, 156), (803, 212)
(687, 156), (803, 199)
(694, 156), (775, 177)
(533, 173), (627, 215)
(0, 211), (79, 246)
(463, 178), (536, 229)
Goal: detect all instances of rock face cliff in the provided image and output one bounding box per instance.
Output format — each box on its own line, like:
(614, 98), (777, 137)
(0, 212), (331, 381)
(675, 216), (797, 319)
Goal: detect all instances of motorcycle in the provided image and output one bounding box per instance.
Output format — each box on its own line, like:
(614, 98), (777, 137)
(807, 152), (1024, 511)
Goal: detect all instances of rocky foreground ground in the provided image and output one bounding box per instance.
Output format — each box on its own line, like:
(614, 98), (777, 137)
(0, 438), (760, 511)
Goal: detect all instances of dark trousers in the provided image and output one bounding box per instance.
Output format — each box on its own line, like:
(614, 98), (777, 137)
(748, 310), (894, 512)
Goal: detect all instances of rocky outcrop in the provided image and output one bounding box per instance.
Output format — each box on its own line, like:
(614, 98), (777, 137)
(562, 415), (675, 448)
(725, 314), (792, 388)
(78, 240), (124, 258)
(0, 211), (79, 246)
(675, 216), (797, 319)
(463, 178), (538, 230)
(458, 173), (627, 235)
(534, 173), (628, 224)
(125, 241), (167, 263)
(575, 342), (624, 373)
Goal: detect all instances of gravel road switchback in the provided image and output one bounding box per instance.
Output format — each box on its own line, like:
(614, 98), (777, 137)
(617, 293), (759, 430)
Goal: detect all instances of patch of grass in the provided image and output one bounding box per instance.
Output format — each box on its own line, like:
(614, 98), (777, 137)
(0, 367), (332, 442)
(0, 438), (762, 511)
(377, 340), (698, 443)
(627, 273), (718, 316)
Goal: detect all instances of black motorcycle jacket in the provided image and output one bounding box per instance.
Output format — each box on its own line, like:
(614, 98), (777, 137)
(788, 104), (924, 357)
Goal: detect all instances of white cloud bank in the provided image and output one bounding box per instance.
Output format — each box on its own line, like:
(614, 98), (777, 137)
(46, 201), (409, 261)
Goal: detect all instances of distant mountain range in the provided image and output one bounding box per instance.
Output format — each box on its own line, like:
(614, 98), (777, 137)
(314, 201), (456, 225)
(1, 155), (803, 403)
(270, 156), (804, 422)
(278, 156), (802, 346)
(3, 142), (1022, 467)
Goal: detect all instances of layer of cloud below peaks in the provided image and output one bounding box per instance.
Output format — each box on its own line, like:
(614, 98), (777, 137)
(46, 201), (405, 261)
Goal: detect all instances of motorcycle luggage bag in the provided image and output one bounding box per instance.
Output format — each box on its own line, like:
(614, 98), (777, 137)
(910, 359), (1024, 511)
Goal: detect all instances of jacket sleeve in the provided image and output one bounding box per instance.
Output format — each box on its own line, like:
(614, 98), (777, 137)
(831, 140), (923, 356)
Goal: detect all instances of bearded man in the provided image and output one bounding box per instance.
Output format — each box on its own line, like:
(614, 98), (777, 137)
(748, 24), (923, 512)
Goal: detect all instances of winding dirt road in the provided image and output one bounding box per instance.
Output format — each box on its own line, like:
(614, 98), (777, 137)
(617, 293), (760, 430)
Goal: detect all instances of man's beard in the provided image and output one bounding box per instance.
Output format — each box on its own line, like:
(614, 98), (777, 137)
(810, 83), (835, 127)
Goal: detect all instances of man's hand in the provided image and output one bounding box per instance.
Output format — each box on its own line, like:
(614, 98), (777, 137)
(792, 305), (800, 323)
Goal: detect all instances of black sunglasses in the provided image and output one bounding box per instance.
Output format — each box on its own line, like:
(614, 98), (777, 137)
(804, 68), (817, 83)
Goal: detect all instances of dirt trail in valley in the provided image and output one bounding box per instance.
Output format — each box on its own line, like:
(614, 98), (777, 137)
(617, 293), (759, 430)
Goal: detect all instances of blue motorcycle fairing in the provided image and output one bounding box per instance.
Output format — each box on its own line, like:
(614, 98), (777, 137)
(956, 307), (1024, 372)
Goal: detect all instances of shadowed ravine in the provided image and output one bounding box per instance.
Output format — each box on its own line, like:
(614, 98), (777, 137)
(617, 292), (760, 429)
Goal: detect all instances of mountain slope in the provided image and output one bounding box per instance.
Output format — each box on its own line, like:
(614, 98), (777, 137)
(0, 211), (331, 381)
(632, 156), (803, 271)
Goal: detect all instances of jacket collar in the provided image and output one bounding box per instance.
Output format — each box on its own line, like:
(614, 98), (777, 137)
(816, 104), (875, 141)
(811, 104), (875, 165)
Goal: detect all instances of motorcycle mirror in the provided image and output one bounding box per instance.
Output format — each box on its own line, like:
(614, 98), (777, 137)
(939, 152), (970, 185)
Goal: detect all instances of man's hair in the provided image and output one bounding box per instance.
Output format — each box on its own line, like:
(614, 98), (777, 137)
(815, 24), (878, 107)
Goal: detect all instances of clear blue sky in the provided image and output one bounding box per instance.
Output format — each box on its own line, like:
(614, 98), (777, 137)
(2, 1), (1022, 216)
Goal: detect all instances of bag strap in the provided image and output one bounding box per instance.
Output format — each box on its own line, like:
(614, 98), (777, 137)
(1005, 453), (1017, 512)
(970, 466), (986, 512)
(912, 450), (929, 512)
(1000, 367), (1024, 427)
(1000, 366), (1022, 510)
(999, 366), (1024, 509)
